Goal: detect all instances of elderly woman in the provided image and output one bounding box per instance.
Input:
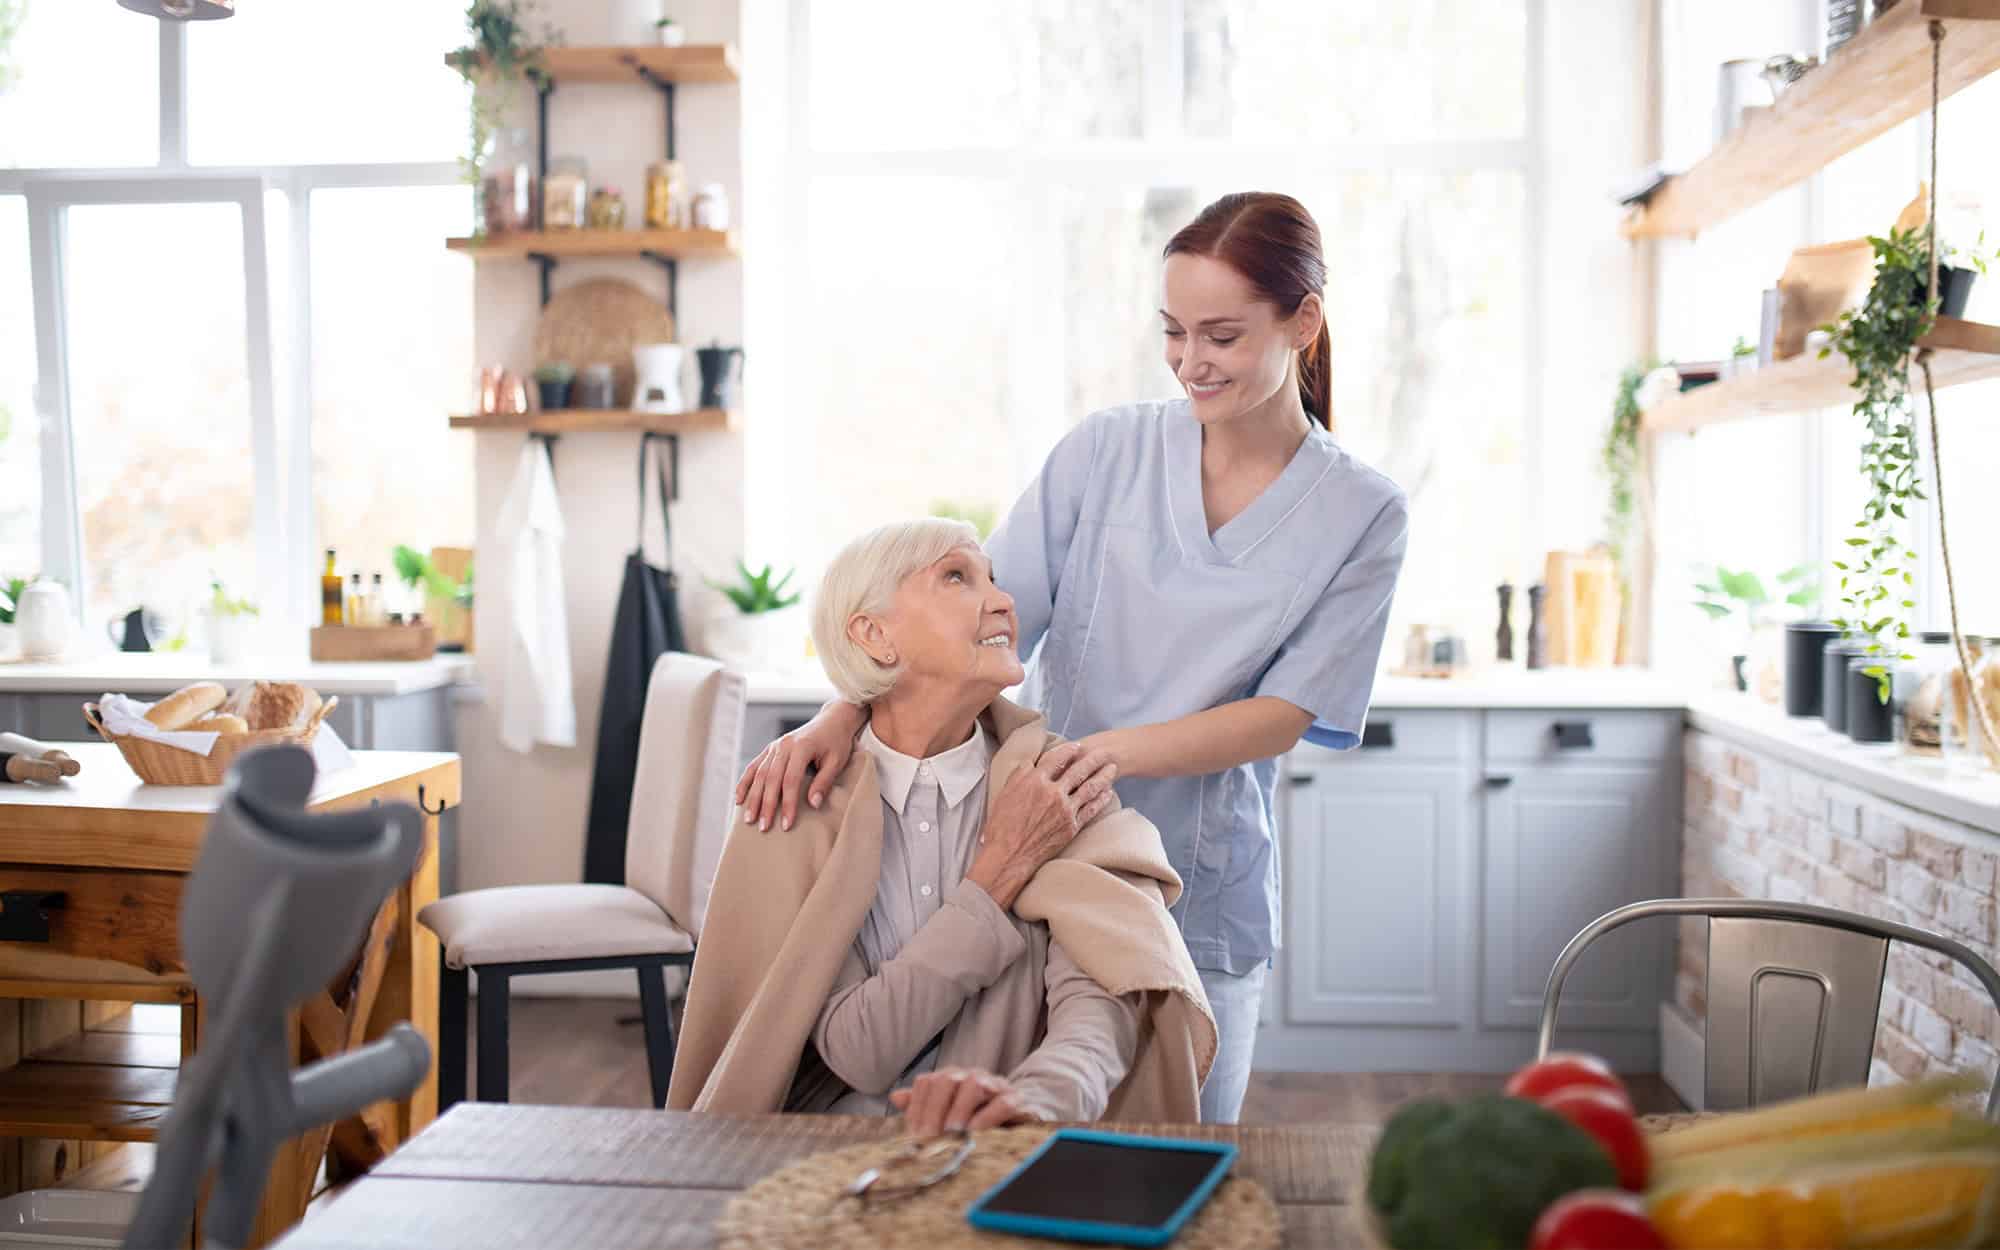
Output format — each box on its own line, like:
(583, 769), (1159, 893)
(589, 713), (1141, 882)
(668, 519), (1215, 1131)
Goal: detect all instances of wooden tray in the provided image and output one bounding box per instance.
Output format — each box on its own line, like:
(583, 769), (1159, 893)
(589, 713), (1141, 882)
(310, 625), (436, 662)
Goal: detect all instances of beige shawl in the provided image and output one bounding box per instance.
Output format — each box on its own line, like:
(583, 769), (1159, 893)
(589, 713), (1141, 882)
(666, 696), (1216, 1122)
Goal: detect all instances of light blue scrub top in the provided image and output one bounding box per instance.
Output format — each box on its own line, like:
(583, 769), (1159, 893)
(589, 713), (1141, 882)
(987, 400), (1409, 975)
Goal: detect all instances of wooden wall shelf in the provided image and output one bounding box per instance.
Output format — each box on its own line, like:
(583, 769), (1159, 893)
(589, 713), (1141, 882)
(1643, 316), (2000, 433)
(0, 1029), (179, 1144)
(450, 409), (739, 434)
(446, 229), (737, 260)
(1625, 0), (2000, 239)
(447, 44), (740, 85)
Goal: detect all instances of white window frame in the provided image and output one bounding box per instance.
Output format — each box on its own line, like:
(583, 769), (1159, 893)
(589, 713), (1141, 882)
(772, 0), (1548, 578)
(1, 17), (461, 638)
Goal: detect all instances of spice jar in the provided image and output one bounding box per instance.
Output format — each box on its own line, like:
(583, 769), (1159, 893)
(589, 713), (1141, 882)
(692, 182), (730, 231)
(587, 186), (627, 230)
(543, 156), (589, 230)
(644, 160), (687, 229)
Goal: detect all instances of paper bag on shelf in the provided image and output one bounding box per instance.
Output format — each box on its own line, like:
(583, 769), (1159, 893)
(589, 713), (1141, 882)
(1774, 238), (1875, 360)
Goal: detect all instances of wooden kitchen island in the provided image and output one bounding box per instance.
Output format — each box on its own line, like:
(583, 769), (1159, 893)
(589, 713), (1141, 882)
(0, 742), (461, 1246)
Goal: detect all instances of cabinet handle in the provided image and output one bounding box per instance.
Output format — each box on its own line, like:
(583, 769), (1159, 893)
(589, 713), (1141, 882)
(1287, 773), (1316, 788)
(1484, 775), (1514, 789)
(1360, 722), (1395, 750)
(0, 890), (66, 943)
(1552, 720), (1595, 750)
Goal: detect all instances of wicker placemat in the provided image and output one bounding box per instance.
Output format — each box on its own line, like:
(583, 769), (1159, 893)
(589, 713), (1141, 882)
(717, 1126), (1281, 1250)
(532, 277), (676, 407)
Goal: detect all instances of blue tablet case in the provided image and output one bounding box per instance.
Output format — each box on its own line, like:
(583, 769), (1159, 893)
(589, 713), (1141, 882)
(964, 1127), (1238, 1247)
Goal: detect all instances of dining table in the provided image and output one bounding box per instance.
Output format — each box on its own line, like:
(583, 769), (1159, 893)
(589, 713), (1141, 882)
(273, 1103), (1381, 1248)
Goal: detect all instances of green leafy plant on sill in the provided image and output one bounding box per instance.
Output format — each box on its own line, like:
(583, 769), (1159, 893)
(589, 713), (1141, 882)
(0, 575), (26, 626)
(0, 0), (24, 96)
(931, 499), (998, 541)
(1694, 564), (1819, 634)
(1730, 336), (1757, 359)
(445, 0), (562, 191)
(209, 578), (259, 619)
(394, 546), (474, 607)
(1602, 362), (1655, 579)
(708, 561), (800, 616)
(1820, 225), (1935, 703)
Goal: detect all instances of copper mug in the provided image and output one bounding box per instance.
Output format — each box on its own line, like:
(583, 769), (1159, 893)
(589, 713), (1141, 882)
(478, 365), (504, 415)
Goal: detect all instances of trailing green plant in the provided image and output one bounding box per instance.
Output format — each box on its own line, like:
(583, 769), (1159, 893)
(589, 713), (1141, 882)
(930, 499), (998, 541)
(394, 545), (472, 605)
(1601, 361), (1658, 576)
(445, 0), (560, 188)
(1820, 224), (1936, 702)
(0, 575), (25, 625)
(209, 578), (258, 618)
(708, 561), (800, 616)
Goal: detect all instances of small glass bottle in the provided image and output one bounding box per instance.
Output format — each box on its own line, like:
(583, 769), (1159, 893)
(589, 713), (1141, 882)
(346, 572), (366, 626)
(370, 573), (388, 627)
(587, 186), (626, 230)
(321, 548), (343, 626)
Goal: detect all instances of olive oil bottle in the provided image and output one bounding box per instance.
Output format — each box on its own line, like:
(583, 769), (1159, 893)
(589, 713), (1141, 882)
(321, 549), (344, 626)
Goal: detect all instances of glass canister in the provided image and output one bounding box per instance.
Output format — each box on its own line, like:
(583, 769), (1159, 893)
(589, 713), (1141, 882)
(692, 182), (731, 231)
(575, 362), (615, 410)
(543, 156), (589, 230)
(587, 186), (626, 230)
(644, 160), (687, 229)
(1893, 631), (1956, 764)
(1944, 637), (2000, 775)
(483, 128), (536, 233)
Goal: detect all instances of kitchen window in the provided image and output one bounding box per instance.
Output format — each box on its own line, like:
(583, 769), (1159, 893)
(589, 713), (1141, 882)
(768, 0), (1541, 645)
(2, 9), (469, 641)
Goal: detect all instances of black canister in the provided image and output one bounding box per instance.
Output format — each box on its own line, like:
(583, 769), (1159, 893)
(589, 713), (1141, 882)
(1784, 622), (1840, 717)
(1822, 639), (1862, 732)
(1845, 655), (1896, 743)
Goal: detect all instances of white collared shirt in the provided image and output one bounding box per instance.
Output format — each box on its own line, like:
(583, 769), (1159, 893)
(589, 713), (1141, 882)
(851, 720), (994, 975)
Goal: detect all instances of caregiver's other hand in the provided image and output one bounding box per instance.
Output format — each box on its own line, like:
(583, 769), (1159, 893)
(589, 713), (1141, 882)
(966, 741), (1117, 909)
(890, 1068), (1035, 1134)
(734, 700), (867, 831)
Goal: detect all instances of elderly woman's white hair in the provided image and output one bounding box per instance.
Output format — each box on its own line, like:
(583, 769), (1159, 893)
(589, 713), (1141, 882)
(811, 517), (983, 704)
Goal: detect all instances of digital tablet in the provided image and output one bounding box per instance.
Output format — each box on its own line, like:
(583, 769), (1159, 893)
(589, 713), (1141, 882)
(964, 1128), (1237, 1247)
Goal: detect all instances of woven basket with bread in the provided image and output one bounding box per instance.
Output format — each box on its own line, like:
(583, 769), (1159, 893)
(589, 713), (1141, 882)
(83, 681), (337, 786)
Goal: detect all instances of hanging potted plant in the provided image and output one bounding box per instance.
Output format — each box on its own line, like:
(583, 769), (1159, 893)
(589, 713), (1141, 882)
(705, 561), (803, 671)
(445, 1), (561, 213)
(1820, 225), (1934, 708)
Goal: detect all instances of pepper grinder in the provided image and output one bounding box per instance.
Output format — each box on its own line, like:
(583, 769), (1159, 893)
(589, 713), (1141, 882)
(1495, 582), (1515, 663)
(1525, 583), (1548, 671)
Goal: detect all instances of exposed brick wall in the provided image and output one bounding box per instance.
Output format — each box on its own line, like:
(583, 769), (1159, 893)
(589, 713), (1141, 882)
(1680, 729), (2000, 1087)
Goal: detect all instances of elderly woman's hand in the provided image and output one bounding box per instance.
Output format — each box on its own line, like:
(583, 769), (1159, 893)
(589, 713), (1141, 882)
(964, 742), (1116, 910)
(890, 1067), (1035, 1134)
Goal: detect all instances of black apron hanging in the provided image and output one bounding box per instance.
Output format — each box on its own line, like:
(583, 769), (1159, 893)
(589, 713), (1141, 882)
(582, 433), (688, 884)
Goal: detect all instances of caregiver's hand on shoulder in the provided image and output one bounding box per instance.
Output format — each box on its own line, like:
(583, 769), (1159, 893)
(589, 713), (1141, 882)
(734, 701), (867, 832)
(966, 742), (1117, 910)
(890, 1068), (1035, 1134)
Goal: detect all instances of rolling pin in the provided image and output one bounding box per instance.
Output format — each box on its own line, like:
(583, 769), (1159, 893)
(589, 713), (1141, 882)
(0, 731), (81, 778)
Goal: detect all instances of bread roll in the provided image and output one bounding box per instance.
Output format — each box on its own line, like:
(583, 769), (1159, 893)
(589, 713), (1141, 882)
(189, 713), (249, 735)
(243, 681), (322, 731)
(146, 682), (227, 730)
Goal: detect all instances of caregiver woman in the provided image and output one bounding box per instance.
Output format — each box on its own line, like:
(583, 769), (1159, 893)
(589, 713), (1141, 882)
(738, 191), (1409, 1122)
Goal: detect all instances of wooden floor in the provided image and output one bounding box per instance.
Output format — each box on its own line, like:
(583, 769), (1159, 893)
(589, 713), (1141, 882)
(482, 997), (1688, 1121)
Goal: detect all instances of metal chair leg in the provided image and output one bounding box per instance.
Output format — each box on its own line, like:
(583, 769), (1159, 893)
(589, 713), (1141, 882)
(637, 961), (675, 1108)
(439, 958), (469, 1112)
(475, 968), (511, 1103)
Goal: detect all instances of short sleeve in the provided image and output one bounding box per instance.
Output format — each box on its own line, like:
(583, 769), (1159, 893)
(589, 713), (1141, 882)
(986, 415), (1100, 662)
(1253, 490), (1410, 750)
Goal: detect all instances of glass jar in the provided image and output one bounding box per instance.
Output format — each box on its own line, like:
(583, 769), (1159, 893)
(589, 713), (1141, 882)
(692, 182), (731, 231)
(587, 187), (626, 230)
(483, 128), (537, 233)
(1944, 638), (2000, 775)
(543, 156), (589, 230)
(644, 160), (686, 229)
(1893, 631), (1955, 765)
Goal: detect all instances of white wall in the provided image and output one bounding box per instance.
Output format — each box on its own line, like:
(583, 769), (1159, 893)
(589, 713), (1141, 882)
(455, 0), (746, 914)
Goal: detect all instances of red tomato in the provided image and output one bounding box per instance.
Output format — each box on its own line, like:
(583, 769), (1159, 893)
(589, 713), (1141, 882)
(1530, 1190), (1667, 1250)
(1504, 1052), (1632, 1108)
(1541, 1087), (1650, 1191)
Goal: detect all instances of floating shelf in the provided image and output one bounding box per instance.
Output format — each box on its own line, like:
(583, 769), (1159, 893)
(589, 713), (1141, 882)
(450, 409), (739, 434)
(0, 1029), (179, 1144)
(445, 228), (737, 260)
(1625, 0), (2000, 239)
(1643, 316), (2000, 434)
(448, 44), (740, 86)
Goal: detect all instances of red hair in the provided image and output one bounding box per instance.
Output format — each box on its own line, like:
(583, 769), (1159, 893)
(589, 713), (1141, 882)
(1164, 192), (1333, 432)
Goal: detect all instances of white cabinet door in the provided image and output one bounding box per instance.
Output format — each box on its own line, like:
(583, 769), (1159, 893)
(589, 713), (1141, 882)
(1284, 759), (1477, 1028)
(1481, 764), (1672, 1031)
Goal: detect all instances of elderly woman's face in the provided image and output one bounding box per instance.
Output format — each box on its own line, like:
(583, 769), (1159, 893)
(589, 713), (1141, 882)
(872, 544), (1022, 694)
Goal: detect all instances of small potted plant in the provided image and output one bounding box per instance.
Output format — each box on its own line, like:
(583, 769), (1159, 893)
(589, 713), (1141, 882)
(533, 361), (575, 410)
(1936, 229), (1990, 319)
(655, 15), (685, 46)
(1695, 564), (1817, 695)
(705, 560), (803, 670)
(207, 578), (259, 664)
(1722, 335), (1758, 380)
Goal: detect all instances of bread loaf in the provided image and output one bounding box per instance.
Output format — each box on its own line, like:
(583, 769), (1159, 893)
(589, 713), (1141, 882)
(241, 681), (322, 731)
(189, 713), (249, 735)
(146, 682), (227, 730)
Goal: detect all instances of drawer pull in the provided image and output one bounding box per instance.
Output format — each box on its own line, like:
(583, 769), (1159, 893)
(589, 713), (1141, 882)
(0, 890), (66, 943)
(1360, 722), (1396, 750)
(1552, 721), (1595, 750)
(1484, 775), (1514, 789)
(1287, 773), (1316, 788)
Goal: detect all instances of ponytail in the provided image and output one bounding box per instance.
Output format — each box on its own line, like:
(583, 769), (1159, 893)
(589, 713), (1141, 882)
(1299, 319), (1333, 434)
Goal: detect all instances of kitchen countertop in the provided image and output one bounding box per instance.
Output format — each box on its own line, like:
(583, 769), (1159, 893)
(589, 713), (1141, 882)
(741, 666), (1689, 710)
(0, 653), (473, 696)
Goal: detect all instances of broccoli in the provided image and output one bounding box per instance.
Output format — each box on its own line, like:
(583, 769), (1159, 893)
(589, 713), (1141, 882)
(1369, 1095), (1618, 1249)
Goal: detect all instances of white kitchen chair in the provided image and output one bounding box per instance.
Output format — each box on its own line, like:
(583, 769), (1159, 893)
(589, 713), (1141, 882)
(419, 653), (746, 1108)
(1539, 897), (2000, 1117)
